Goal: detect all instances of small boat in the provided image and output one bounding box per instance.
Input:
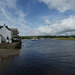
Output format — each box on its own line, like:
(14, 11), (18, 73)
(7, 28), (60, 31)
(31, 38), (38, 41)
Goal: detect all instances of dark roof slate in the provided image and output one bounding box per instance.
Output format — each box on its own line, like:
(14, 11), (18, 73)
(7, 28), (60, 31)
(0, 26), (11, 30)
(0, 26), (3, 29)
(0, 25), (19, 35)
(6, 26), (11, 30)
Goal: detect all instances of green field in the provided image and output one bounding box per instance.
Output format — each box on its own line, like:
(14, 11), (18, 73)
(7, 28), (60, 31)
(0, 42), (21, 49)
(19, 35), (75, 40)
(55, 38), (75, 40)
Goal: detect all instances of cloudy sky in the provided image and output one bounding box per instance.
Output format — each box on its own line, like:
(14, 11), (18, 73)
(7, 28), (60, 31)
(0, 0), (75, 36)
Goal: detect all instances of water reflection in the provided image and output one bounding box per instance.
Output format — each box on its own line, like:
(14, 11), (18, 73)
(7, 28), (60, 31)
(0, 39), (75, 75)
(0, 49), (20, 75)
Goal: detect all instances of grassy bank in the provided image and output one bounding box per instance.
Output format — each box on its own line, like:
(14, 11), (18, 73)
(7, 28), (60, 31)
(0, 42), (21, 49)
(19, 35), (75, 40)
(55, 38), (75, 40)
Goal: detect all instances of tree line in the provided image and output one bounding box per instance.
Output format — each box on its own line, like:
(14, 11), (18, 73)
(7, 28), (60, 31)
(19, 35), (75, 39)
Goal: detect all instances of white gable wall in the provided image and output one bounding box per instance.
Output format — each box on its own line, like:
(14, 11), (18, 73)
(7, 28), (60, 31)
(0, 35), (5, 43)
(0, 36), (1, 43)
(0, 26), (12, 43)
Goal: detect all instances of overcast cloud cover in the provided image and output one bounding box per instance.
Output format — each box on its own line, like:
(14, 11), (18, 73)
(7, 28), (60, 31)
(0, 0), (75, 36)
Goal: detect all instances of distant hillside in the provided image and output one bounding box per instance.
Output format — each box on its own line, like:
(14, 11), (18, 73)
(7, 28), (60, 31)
(19, 35), (75, 39)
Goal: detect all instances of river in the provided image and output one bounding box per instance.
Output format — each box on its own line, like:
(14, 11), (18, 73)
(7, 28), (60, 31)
(0, 39), (75, 75)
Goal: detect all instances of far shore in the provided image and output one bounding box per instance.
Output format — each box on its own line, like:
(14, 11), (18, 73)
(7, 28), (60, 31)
(21, 37), (75, 40)
(55, 38), (75, 40)
(19, 36), (75, 40)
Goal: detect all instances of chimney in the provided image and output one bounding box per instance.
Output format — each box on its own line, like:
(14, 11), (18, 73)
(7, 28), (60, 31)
(4, 23), (6, 26)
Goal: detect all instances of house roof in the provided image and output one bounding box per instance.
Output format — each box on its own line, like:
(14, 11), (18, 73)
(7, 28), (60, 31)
(0, 26), (11, 30)
(6, 26), (11, 30)
(0, 24), (19, 35)
(0, 26), (3, 29)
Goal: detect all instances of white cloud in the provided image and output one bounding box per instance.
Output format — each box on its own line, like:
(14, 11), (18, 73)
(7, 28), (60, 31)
(0, 0), (31, 36)
(0, 0), (75, 36)
(33, 15), (75, 35)
(45, 20), (51, 25)
(0, 0), (17, 9)
(39, 0), (75, 12)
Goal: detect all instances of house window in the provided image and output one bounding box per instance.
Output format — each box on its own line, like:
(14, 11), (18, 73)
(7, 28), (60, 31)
(6, 36), (9, 40)
(6, 36), (9, 43)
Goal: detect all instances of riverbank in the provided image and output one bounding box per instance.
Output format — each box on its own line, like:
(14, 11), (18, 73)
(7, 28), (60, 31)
(0, 42), (21, 59)
(55, 38), (75, 40)
(0, 42), (21, 49)
(19, 36), (75, 40)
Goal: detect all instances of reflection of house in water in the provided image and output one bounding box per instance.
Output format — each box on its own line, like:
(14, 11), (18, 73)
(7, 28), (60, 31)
(0, 49), (20, 75)
(0, 24), (19, 43)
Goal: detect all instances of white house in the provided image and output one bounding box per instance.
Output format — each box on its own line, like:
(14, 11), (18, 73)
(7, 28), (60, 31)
(0, 34), (5, 43)
(0, 24), (19, 43)
(0, 34), (2, 43)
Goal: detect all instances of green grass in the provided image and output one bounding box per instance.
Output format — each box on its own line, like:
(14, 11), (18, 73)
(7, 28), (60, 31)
(0, 42), (21, 49)
(55, 38), (75, 40)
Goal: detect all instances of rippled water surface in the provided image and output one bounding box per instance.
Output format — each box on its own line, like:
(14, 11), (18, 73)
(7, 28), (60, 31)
(0, 39), (75, 75)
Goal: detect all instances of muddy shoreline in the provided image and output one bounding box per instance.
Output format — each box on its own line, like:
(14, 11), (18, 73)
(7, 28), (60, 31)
(0, 49), (20, 59)
(0, 42), (21, 49)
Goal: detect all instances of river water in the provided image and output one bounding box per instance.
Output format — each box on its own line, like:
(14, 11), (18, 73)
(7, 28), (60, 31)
(0, 39), (75, 75)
